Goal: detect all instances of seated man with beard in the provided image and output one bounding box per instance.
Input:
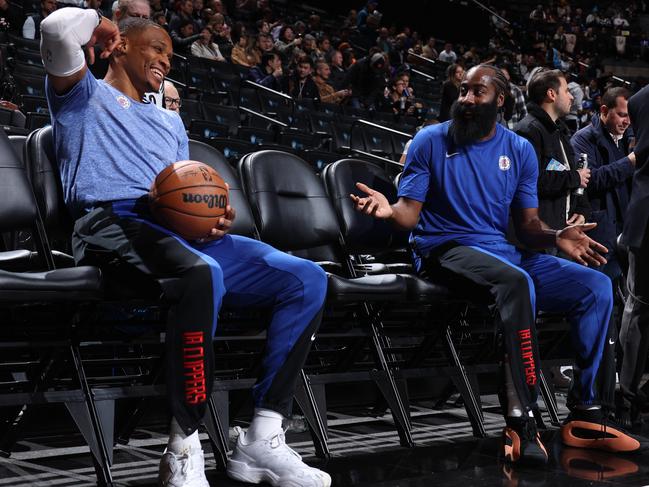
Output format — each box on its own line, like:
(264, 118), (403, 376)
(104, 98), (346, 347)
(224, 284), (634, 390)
(350, 64), (648, 465)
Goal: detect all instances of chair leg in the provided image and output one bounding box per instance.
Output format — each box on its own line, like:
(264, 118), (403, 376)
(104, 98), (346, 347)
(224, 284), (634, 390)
(116, 397), (152, 445)
(293, 370), (330, 460)
(367, 314), (414, 448)
(69, 343), (114, 486)
(538, 368), (561, 426)
(445, 326), (487, 438)
(203, 390), (229, 471)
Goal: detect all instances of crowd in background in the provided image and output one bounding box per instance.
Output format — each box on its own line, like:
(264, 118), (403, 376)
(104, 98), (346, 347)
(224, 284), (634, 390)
(1, 0), (648, 131)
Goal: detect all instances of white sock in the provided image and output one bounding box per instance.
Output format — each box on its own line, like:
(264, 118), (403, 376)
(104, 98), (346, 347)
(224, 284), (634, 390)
(505, 361), (534, 418)
(167, 417), (201, 454)
(246, 408), (284, 442)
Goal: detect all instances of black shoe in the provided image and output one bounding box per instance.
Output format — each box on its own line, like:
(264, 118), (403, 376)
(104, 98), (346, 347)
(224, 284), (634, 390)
(503, 416), (548, 465)
(562, 408), (649, 454)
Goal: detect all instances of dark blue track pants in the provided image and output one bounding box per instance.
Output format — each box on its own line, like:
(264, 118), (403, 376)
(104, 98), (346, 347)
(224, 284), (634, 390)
(422, 242), (614, 413)
(72, 200), (328, 434)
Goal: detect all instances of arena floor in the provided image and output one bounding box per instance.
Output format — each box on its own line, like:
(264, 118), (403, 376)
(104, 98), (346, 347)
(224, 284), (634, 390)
(1, 393), (648, 487)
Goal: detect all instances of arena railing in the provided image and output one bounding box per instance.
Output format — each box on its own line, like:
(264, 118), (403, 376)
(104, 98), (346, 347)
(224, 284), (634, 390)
(238, 105), (289, 129)
(350, 119), (412, 172)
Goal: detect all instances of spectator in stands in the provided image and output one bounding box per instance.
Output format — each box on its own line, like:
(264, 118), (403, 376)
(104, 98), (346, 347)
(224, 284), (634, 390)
(422, 36), (438, 60)
(346, 51), (388, 110)
(389, 33), (408, 69)
(113, 0), (150, 22)
(253, 32), (274, 60)
(571, 87), (635, 281)
(351, 63), (644, 465)
(501, 66), (527, 127)
(212, 18), (233, 52)
(171, 19), (201, 56)
(191, 26), (225, 61)
(356, 1), (378, 28)
(22, 0), (57, 39)
(153, 12), (167, 28)
(0, 0), (23, 33)
(316, 36), (332, 60)
(328, 49), (348, 90)
(462, 46), (480, 66)
(438, 43), (457, 64)
(248, 51), (283, 91)
(313, 61), (350, 105)
(383, 76), (415, 117)
(231, 33), (257, 67)
(302, 34), (319, 64)
(515, 69), (591, 239)
(169, 0), (200, 36)
(274, 25), (302, 61)
(149, 0), (167, 19)
(565, 76), (585, 133)
(282, 56), (320, 102)
(163, 80), (181, 114)
(439, 63), (463, 122)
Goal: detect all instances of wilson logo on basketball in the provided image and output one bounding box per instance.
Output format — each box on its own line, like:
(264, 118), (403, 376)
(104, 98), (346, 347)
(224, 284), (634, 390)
(182, 193), (227, 209)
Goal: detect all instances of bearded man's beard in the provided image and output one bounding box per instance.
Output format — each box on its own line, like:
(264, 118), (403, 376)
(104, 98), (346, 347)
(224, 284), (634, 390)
(449, 98), (499, 146)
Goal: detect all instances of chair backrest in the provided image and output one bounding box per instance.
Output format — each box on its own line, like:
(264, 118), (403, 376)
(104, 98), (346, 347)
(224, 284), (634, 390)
(0, 129), (39, 233)
(24, 126), (73, 233)
(239, 150), (341, 251)
(8, 135), (26, 166)
(208, 138), (256, 164)
(188, 139), (257, 238)
(322, 159), (409, 253)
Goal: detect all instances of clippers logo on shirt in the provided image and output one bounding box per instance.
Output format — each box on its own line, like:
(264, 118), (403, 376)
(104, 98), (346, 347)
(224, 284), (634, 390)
(498, 155), (511, 171)
(116, 95), (131, 110)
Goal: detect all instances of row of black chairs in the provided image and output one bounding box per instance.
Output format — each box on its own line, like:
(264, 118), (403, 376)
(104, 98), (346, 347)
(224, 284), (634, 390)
(0, 126), (570, 485)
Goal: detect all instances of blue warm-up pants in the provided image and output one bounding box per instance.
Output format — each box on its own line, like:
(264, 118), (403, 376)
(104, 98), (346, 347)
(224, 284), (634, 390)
(71, 199), (328, 435)
(420, 241), (614, 414)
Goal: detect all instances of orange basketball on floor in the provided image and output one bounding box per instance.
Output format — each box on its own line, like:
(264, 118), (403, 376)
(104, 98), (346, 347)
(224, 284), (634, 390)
(149, 161), (229, 240)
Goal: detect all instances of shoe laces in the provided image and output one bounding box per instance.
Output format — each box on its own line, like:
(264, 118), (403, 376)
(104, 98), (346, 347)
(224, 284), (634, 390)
(177, 449), (204, 481)
(269, 428), (303, 463)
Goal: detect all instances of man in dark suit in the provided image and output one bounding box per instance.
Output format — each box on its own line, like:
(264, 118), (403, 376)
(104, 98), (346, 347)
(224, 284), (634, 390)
(618, 83), (649, 425)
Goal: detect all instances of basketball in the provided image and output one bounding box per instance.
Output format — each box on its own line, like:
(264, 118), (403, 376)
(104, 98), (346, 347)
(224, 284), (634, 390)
(149, 161), (229, 240)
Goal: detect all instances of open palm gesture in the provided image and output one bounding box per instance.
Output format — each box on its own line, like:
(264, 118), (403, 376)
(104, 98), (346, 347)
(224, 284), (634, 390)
(350, 183), (393, 219)
(556, 223), (608, 267)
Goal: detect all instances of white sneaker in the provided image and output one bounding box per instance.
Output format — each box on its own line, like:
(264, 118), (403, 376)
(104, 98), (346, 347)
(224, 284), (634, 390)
(158, 447), (210, 487)
(227, 426), (331, 487)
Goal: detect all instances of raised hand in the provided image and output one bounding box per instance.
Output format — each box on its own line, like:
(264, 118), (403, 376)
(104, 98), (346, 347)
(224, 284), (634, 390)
(556, 223), (608, 267)
(350, 182), (393, 219)
(85, 16), (121, 65)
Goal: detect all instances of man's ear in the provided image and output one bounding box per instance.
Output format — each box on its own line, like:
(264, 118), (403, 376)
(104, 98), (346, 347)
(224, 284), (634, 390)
(546, 88), (556, 103)
(600, 104), (609, 117)
(497, 91), (505, 108)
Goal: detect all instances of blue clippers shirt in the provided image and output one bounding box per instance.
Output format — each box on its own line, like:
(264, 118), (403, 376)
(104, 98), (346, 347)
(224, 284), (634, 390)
(46, 70), (188, 217)
(398, 122), (539, 256)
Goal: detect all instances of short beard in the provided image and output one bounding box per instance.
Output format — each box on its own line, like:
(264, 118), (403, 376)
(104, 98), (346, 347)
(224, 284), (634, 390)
(449, 98), (499, 146)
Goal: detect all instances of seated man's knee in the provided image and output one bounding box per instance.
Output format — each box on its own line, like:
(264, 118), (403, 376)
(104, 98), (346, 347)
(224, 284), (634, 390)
(181, 259), (225, 300)
(297, 260), (328, 304)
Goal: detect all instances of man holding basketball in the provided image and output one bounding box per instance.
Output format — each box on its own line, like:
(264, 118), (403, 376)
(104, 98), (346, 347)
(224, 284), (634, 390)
(41, 9), (330, 487)
(351, 65), (648, 465)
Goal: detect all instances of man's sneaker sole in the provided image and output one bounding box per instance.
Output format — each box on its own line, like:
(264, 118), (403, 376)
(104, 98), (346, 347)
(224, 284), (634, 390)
(503, 427), (548, 465)
(561, 420), (642, 453)
(227, 459), (331, 487)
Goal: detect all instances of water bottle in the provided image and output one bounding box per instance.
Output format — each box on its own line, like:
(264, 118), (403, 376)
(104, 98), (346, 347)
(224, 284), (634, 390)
(573, 153), (588, 196)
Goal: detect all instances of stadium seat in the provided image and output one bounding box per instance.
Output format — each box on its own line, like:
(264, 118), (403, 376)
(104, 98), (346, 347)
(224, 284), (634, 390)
(178, 98), (203, 128)
(12, 73), (46, 97)
(239, 150), (415, 448)
(308, 112), (335, 136)
(238, 86), (262, 112)
(0, 128), (109, 483)
(20, 95), (49, 115)
(208, 137), (256, 165)
(25, 112), (50, 131)
(322, 158), (487, 436)
(302, 150), (340, 172)
(188, 120), (230, 141)
(356, 125), (396, 158)
(237, 126), (276, 145)
(277, 130), (320, 151)
(201, 104), (241, 136)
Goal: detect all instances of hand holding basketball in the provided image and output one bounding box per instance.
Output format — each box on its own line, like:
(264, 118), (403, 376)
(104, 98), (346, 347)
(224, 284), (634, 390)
(149, 161), (232, 241)
(196, 186), (236, 243)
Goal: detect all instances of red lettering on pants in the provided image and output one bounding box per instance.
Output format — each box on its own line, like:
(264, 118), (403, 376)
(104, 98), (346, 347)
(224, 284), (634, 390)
(183, 332), (207, 405)
(518, 330), (537, 386)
